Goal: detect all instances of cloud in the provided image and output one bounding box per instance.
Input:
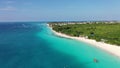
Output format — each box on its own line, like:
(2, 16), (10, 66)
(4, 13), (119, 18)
(0, 6), (16, 11)
(4, 1), (15, 4)
(0, 1), (16, 11)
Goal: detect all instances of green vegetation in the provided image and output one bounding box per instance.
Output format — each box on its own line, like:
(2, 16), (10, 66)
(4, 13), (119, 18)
(50, 22), (120, 45)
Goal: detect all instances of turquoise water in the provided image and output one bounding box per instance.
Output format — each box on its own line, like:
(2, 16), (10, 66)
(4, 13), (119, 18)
(0, 22), (120, 68)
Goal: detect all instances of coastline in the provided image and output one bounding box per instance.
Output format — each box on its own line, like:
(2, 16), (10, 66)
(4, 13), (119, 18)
(47, 24), (120, 58)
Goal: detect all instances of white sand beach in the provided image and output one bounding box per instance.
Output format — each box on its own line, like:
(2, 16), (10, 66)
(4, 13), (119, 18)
(48, 24), (120, 58)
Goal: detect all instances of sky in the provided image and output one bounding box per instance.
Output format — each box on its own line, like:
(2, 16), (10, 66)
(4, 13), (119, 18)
(0, 0), (120, 22)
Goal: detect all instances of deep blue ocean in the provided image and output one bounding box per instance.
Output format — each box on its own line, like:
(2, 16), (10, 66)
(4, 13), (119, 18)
(0, 22), (120, 68)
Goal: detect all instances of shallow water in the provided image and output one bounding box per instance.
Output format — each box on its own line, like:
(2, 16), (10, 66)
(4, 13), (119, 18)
(0, 22), (120, 68)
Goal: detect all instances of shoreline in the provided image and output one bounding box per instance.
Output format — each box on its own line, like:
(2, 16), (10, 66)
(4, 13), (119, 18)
(47, 24), (120, 58)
